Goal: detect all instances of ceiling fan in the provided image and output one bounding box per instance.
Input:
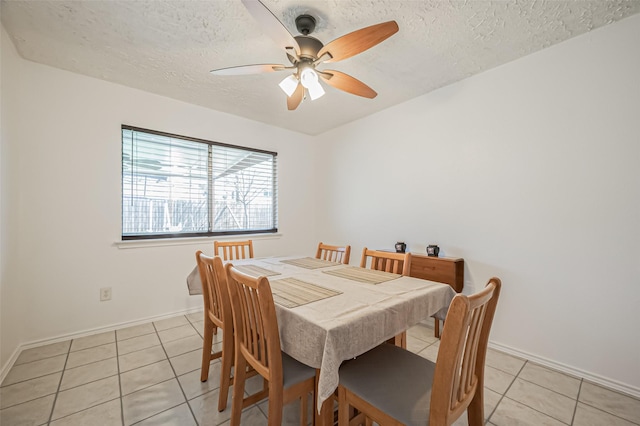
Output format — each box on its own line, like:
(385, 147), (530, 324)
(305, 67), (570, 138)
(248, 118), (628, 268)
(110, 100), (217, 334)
(210, 0), (399, 110)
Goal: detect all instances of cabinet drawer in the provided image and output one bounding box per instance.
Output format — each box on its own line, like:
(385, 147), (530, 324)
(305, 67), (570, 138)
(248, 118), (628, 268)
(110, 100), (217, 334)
(408, 255), (464, 292)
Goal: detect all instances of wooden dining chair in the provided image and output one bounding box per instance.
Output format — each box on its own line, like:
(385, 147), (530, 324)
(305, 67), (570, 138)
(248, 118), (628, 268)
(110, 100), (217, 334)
(195, 251), (235, 412)
(360, 248), (412, 347)
(214, 239), (254, 261)
(337, 278), (502, 426)
(316, 242), (351, 264)
(225, 263), (317, 426)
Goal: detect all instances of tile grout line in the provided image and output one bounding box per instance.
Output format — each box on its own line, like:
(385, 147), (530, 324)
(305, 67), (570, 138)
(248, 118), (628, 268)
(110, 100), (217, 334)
(576, 399), (640, 426)
(494, 371), (580, 426)
(569, 379), (583, 426)
(485, 359), (528, 423)
(174, 319), (203, 425)
(513, 371), (582, 400)
(155, 316), (201, 425)
(118, 317), (187, 425)
(115, 330), (126, 426)
(45, 340), (72, 425)
(1, 340), (128, 418)
(507, 364), (640, 425)
(522, 373), (580, 424)
(0, 372), (61, 411)
(46, 335), (122, 425)
(124, 378), (181, 425)
(576, 380), (640, 425)
(1, 355), (67, 389)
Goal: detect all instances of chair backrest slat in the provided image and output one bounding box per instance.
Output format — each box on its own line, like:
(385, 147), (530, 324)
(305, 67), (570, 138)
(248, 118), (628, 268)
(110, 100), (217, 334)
(215, 240), (254, 261)
(360, 248), (411, 276)
(316, 242), (351, 264)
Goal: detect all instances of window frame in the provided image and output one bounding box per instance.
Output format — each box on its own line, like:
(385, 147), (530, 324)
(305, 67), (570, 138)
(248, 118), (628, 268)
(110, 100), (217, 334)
(121, 125), (278, 241)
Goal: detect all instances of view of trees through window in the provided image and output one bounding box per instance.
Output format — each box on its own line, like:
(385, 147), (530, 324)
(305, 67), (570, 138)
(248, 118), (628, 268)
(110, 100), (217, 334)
(122, 126), (277, 239)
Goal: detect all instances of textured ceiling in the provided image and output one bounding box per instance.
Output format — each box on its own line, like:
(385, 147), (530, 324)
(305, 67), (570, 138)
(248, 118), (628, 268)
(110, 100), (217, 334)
(2, 0), (639, 135)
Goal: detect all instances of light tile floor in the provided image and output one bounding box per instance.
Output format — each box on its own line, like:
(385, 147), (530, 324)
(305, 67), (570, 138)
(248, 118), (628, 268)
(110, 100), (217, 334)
(1, 313), (639, 426)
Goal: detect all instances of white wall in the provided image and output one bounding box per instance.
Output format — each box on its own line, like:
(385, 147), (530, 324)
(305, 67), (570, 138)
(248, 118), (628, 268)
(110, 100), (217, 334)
(1, 26), (24, 375)
(0, 25), (317, 371)
(315, 15), (640, 394)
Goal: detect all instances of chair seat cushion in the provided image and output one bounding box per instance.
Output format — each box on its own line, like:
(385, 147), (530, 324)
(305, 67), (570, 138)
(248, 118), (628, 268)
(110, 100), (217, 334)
(282, 352), (316, 388)
(339, 343), (436, 426)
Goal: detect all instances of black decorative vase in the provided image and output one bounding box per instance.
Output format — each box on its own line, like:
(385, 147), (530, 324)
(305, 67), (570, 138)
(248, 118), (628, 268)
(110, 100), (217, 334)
(427, 245), (440, 257)
(395, 242), (406, 253)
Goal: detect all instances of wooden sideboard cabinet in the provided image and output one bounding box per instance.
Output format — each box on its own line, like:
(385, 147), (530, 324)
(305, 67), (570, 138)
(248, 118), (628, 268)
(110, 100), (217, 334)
(406, 253), (464, 293)
(404, 253), (464, 338)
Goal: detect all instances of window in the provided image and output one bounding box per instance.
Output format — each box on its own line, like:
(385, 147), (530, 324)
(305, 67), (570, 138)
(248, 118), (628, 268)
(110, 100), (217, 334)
(122, 126), (277, 240)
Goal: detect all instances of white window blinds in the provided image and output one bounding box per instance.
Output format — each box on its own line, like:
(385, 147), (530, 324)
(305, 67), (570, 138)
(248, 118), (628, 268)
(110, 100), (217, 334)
(122, 126), (277, 239)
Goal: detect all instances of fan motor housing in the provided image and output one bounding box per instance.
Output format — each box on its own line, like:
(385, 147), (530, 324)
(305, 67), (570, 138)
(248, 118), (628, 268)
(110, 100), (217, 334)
(292, 35), (323, 62)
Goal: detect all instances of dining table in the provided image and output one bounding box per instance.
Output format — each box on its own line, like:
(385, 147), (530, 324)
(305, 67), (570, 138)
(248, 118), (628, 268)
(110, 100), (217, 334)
(187, 255), (456, 424)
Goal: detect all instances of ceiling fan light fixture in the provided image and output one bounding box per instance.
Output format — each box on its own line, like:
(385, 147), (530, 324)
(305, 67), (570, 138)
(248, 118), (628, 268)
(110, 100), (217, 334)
(299, 66), (325, 100)
(279, 74), (299, 97)
(299, 67), (318, 89)
(307, 80), (325, 100)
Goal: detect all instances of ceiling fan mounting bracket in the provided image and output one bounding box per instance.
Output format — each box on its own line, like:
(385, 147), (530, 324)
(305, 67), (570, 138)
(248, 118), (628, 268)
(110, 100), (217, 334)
(295, 15), (316, 35)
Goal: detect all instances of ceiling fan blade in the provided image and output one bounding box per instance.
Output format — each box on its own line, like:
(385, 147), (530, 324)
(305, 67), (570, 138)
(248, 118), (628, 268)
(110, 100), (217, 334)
(241, 0), (300, 57)
(317, 21), (399, 64)
(287, 83), (304, 110)
(210, 64), (286, 75)
(319, 70), (377, 99)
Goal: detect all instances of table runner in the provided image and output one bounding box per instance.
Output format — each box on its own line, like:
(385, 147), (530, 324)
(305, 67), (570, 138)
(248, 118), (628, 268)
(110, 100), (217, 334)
(234, 264), (281, 277)
(322, 266), (400, 284)
(280, 257), (340, 269)
(270, 277), (342, 308)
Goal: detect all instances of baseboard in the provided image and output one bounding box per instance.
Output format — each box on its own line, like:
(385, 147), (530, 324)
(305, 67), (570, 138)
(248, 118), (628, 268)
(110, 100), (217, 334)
(489, 341), (640, 399)
(0, 346), (22, 386)
(0, 306), (203, 385)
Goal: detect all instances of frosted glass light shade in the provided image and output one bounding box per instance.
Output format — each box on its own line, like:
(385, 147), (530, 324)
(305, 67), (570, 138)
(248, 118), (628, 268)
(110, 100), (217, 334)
(279, 75), (299, 97)
(307, 81), (325, 100)
(300, 68), (318, 89)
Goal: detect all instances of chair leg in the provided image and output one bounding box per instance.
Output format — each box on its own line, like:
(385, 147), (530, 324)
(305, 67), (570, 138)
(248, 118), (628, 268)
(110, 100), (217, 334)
(299, 392), (308, 426)
(386, 331), (407, 348)
(312, 386), (318, 425)
(229, 354), (248, 426)
(217, 334), (234, 411)
(200, 319), (214, 382)
(467, 388), (485, 426)
(338, 386), (350, 426)
(267, 386), (284, 426)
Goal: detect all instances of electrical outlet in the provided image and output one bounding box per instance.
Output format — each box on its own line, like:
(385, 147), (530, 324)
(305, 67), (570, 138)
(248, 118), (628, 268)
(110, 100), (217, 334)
(100, 287), (112, 301)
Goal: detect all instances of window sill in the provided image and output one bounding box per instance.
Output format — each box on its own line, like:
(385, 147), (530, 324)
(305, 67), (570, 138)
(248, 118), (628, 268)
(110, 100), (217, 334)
(114, 233), (282, 249)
